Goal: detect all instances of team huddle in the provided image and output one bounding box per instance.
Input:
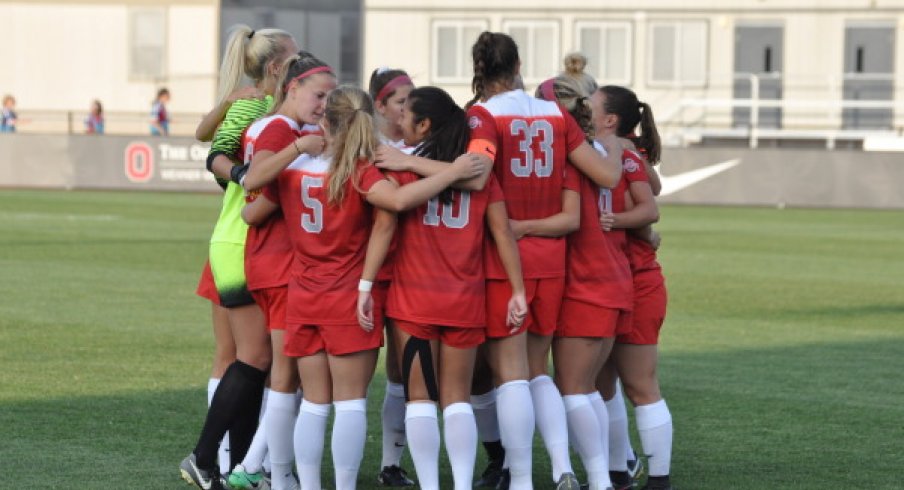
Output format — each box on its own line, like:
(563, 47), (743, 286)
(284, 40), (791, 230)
(179, 25), (674, 490)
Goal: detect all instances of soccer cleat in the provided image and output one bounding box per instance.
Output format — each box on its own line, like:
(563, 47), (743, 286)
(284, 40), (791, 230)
(180, 453), (225, 490)
(609, 471), (633, 490)
(640, 476), (673, 490)
(227, 464), (269, 489)
(377, 465), (415, 487)
(495, 468), (510, 490)
(627, 457), (644, 481)
(555, 472), (581, 490)
(474, 459), (505, 488)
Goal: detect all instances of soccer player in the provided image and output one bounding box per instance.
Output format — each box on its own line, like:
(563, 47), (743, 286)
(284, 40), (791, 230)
(241, 85), (483, 490)
(590, 86), (674, 490)
(368, 66), (418, 487)
(465, 32), (622, 490)
(377, 86), (527, 490)
(224, 51), (334, 490)
(179, 24), (298, 490)
(531, 75), (633, 490)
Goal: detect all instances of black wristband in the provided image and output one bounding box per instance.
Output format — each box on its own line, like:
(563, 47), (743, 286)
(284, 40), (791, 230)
(230, 163), (250, 185)
(205, 150), (229, 173)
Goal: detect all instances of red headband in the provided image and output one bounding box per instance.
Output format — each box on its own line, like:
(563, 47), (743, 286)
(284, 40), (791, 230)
(284, 66), (333, 92)
(376, 75), (413, 102)
(539, 78), (556, 102)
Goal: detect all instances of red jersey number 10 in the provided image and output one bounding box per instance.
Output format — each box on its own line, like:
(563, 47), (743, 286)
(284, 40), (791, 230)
(300, 175), (324, 233)
(423, 191), (471, 229)
(510, 119), (554, 178)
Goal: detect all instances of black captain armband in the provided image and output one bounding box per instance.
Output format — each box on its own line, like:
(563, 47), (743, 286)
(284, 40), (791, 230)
(230, 163), (250, 186)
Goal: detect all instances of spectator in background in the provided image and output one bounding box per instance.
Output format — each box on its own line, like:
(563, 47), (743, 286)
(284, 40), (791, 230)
(150, 88), (170, 136)
(1, 94), (17, 133)
(561, 52), (598, 97)
(85, 99), (104, 134)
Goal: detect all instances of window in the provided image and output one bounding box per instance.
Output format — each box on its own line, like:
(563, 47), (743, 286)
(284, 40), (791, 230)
(432, 19), (489, 83)
(503, 20), (559, 83)
(130, 8), (167, 80)
(575, 21), (632, 85)
(648, 20), (708, 86)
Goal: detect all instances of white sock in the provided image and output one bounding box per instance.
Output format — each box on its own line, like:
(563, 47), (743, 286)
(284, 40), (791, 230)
(261, 388), (271, 473)
(496, 380), (534, 490)
(240, 388), (270, 473)
(529, 375), (573, 482)
(563, 395), (610, 489)
(333, 399), (367, 490)
(209, 378), (231, 475)
(603, 388), (631, 472)
(381, 381), (407, 468)
(295, 399), (330, 490)
(636, 399), (672, 477)
(470, 389), (500, 443)
(267, 391), (298, 490)
(443, 403), (478, 490)
(405, 402), (440, 490)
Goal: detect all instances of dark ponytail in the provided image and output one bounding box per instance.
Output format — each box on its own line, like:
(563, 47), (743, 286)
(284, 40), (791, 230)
(467, 31), (520, 108)
(408, 86), (469, 202)
(599, 85), (661, 164)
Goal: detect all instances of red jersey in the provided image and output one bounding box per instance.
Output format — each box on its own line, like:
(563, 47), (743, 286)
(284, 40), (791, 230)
(375, 143), (415, 282)
(386, 172), (505, 327)
(565, 144), (649, 309)
(467, 90), (584, 279)
(243, 115), (320, 291)
(262, 156), (387, 325)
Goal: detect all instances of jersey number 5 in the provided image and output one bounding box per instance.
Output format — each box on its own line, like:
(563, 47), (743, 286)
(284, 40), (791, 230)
(510, 119), (554, 178)
(300, 175), (324, 233)
(423, 191), (471, 229)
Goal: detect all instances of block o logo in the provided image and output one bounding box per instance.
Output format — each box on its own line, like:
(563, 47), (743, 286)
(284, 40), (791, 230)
(124, 142), (154, 183)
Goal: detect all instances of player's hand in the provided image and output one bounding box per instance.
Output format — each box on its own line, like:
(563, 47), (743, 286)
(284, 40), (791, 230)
(450, 153), (485, 180)
(506, 291), (528, 334)
(227, 86), (264, 104)
(599, 212), (615, 231)
(374, 144), (409, 171)
(508, 219), (527, 240)
(357, 291), (374, 332)
(649, 230), (662, 250)
(599, 133), (624, 155)
(296, 135), (326, 156)
(619, 136), (637, 152)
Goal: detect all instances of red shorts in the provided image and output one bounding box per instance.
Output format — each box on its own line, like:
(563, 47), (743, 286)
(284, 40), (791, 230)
(195, 261), (221, 305)
(372, 280), (390, 331)
(393, 319), (486, 349)
(251, 286), (288, 331)
(557, 299), (631, 338)
(486, 277), (565, 339)
(618, 271), (667, 345)
(284, 322), (384, 357)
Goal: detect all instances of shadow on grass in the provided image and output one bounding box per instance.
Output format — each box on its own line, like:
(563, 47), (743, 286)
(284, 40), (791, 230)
(2, 339), (902, 489)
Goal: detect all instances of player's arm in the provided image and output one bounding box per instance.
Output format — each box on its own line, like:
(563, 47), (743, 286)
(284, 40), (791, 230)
(206, 99), (266, 182)
(242, 134), (324, 191)
(196, 87), (264, 142)
(645, 160), (662, 196)
(366, 154), (484, 212)
(509, 189), (580, 239)
(241, 194), (279, 226)
(569, 137), (622, 189)
(606, 181), (659, 230)
(486, 202), (528, 331)
(375, 144), (491, 191)
(357, 208), (397, 331)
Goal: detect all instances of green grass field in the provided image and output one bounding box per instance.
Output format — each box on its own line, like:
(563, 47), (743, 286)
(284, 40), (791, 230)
(1, 189), (902, 489)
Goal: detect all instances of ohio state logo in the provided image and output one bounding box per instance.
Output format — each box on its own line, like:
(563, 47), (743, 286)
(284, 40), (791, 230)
(124, 142), (154, 182)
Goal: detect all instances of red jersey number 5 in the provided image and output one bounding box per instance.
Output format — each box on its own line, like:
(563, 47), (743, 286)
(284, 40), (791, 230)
(301, 175), (324, 233)
(510, 119), (554, 178)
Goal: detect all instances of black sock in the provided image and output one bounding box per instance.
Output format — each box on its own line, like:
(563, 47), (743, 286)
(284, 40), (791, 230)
(646, 475), (672, 488)
(227, 383), (265, 471)
(193, 360), (267, 469)
(483, 440), (505, 465)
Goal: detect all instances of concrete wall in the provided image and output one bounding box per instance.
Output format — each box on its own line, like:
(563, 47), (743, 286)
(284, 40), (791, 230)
(1, 133), (903, 209)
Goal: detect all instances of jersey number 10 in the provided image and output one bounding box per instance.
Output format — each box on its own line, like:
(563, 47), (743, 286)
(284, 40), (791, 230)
(423, 191), (471, 229)
(510, 119), (554, 178)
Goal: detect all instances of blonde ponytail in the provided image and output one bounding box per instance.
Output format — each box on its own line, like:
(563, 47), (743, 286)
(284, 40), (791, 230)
(215, 24), (293, 106)
(324, 86), (378, 206)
